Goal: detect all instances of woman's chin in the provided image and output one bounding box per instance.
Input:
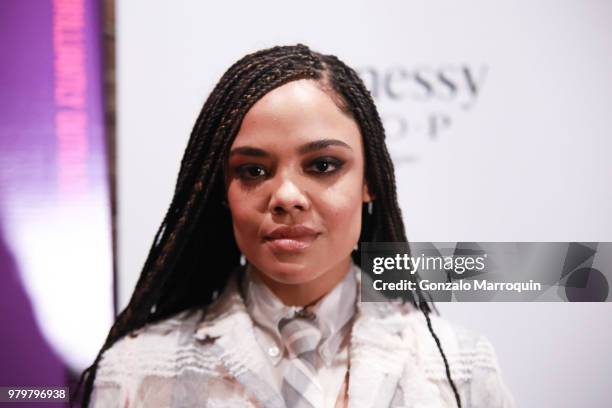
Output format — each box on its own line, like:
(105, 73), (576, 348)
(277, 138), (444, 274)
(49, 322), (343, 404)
(257, 261), (317, 285)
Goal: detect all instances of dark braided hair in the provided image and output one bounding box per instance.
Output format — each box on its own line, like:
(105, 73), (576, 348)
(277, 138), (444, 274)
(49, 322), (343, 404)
(77, 44), (461, 408)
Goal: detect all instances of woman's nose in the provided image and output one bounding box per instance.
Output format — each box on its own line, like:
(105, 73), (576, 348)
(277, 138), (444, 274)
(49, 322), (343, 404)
(268, 176), (310, 215)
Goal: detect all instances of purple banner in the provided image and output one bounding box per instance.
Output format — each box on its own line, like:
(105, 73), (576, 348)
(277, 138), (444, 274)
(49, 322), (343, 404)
(0, 0), (113, 395)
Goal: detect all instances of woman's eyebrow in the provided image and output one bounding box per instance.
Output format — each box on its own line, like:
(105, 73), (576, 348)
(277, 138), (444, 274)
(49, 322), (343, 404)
(229, 146), (269, 158)
(297, 139), (352, 154)
(230, 139), (351, 158)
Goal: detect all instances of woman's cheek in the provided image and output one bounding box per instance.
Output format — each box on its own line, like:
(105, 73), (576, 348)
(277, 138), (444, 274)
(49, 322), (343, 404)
(229, 204), (258, 250)
(320, 194), (362, 242)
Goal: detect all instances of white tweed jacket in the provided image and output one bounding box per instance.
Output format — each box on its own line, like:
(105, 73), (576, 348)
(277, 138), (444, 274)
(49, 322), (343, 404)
(91, 268), (514, 407)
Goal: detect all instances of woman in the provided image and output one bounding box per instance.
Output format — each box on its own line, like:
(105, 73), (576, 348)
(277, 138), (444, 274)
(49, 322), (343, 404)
(79, 44), (513, 407)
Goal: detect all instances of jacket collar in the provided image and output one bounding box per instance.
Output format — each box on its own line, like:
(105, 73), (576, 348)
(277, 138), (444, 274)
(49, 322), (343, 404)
(346, 269), (417, 408)
(193, 265), (420, 408)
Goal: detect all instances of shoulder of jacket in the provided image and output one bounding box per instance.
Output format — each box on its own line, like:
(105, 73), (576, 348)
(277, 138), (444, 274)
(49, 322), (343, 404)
(94, 308), (219, 386)
(401, 311), (502, 382)
(390, 310), (514, 406)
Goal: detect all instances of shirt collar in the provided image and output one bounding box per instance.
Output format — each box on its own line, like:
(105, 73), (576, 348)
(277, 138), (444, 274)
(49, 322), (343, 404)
(243, 260), (358, 366)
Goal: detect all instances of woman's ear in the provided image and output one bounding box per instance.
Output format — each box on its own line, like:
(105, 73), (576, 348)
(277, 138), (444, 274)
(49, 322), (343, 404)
(362, 181), (375, 203)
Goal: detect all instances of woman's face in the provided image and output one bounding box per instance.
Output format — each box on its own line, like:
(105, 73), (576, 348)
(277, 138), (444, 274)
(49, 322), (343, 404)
(226, 79), (372, 298)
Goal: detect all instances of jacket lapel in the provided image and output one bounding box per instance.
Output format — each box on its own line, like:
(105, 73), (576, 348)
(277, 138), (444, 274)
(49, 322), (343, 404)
(194, 276), (285, 408)
(349, 271), (447, 408)
(347, 301), (412, 408)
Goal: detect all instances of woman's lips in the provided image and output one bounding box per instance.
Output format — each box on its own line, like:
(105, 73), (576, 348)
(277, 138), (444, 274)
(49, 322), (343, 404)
(264, 234), (319, 252)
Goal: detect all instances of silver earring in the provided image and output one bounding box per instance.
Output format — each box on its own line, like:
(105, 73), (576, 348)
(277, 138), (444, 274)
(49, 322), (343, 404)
(353, 243), (358, 251)
(367, 201), (373, 215)
(240, 254), (246, 266)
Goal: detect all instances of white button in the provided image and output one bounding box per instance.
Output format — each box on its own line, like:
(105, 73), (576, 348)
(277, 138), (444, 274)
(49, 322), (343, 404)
(268, 346), (280, 357)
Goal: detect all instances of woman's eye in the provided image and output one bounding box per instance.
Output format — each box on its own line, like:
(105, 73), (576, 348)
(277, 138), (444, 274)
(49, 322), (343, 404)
(236, 165), (268, 180)
(307, 157), (343, 174)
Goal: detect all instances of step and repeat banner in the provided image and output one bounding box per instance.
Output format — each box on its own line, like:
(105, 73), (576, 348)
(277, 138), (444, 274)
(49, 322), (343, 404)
(115, 1), (612, 406)
(0, 0), (113, 383)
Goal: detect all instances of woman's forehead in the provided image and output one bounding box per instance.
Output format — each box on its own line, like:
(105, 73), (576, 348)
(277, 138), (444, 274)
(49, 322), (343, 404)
(232, 79), (362, 149)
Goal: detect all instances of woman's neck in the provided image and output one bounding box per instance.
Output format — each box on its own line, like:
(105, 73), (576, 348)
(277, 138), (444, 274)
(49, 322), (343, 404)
(248, 257), (353, 307)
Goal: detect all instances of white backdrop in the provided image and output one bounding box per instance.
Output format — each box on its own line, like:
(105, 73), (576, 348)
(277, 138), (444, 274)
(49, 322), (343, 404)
(116, 1), (612, 406)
